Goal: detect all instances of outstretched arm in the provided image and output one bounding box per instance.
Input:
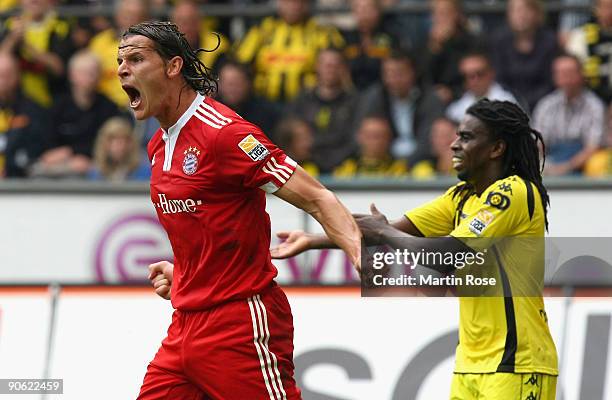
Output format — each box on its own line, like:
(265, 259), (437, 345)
(271, 206), (424, 259)
(272, 167), (362, 271)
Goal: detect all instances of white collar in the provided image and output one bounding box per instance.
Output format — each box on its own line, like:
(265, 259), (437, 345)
(162, 93), (204, 141)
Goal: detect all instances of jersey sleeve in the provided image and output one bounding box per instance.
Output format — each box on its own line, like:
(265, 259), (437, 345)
(405, 186), (458, 237)
(450, 177), (529, 239)
(214, 122), (297, 193)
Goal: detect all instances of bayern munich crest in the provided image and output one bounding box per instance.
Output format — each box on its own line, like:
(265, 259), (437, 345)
(182, 146), (201, 175)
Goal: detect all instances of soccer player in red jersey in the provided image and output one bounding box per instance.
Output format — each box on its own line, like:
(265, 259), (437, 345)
(117, 21), (361, 399)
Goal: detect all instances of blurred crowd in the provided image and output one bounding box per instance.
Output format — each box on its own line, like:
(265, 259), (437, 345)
(1, 0), (612, 181)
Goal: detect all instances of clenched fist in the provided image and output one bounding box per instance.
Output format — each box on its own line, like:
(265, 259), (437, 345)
(148, 261), (174, 300)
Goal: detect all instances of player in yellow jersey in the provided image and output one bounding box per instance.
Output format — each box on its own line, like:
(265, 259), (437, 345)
(271, 99), (558, 399)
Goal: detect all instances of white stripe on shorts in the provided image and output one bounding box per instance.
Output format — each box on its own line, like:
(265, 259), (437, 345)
(248, 296), (285, 400)
(254, 295), (287, 400)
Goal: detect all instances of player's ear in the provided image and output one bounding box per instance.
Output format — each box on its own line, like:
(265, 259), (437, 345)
(490, 139), (506, 160)
(166, 56), (183, 78)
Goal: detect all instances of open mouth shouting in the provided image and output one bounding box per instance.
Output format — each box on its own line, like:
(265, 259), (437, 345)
(122, 84), (142, 109)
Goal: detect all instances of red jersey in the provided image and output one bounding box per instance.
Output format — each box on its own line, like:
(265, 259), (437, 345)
(147, 94), (297, 310)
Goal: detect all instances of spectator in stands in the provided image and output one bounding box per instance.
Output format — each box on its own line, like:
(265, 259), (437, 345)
(411, 116), (456, 178)
(343, 0), (398, 90)
(534, 54), (605, 176)
(171, 0), (229, 73)
(333, 115), (407, 178)
(566, 0), (612, 102)
(217, 60), (281, 136)
(446, 52), (519, 123)
(89, 117), (150, 181)
(288, 47), (359, 173)
(356, 50), (445, 165)
(584, 103), (612, 177)
(0, 53), (47, 178)
(558, 0), (592, 49)
(274, 117), (319, 176)
(559, 0), (591, 47)
(418, 0), (480, 105)
(0, 0), (74, 108)
(490, 0), (559, 111)
(32, 51), (120, 178)
(234, 0), (344, 103)
(89, 0), (148, 108)
(584, 148), (612, 177)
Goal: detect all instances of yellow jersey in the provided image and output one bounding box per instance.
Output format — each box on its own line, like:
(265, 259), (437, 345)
(89, 29), (127, 108)
(197, 19), (229, 70)
(406, 175), (558, 375)
(333, 156), (407, 178)
(4, 13), (71, 107)
(235, 17), (344, 102)
(584, 149), (612, 177)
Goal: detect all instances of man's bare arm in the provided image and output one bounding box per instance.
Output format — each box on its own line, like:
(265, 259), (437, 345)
(272, 167), (362, 270)
(271, 208), (424, 259)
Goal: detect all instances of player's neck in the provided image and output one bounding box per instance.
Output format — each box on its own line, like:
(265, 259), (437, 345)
(157, 88), (198, 131)
(472, 166), (504, 195)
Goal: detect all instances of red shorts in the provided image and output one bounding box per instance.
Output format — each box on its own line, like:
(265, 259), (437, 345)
(137, 285), (301, 400)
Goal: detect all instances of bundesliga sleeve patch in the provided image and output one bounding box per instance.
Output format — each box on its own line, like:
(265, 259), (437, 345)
(468, 210), (495, 235)
(238, 134), (270, 162)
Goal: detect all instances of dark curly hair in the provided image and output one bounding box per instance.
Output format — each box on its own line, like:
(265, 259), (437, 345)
(122, 21), (219, 95)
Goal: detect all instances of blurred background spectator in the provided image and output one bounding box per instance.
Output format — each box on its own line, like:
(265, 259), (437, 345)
(88, 0), (149, 108)
(357, 50), (444, 165)
(559, 0), (591, 47)
(216, 59), (281, 136)
(584, 104), (612, 177)
(234, 0), (344, 103)
(566, 0), (612, 103)
(274, 117), (319, 176)
(0, 0), (17, 14)
(446, 51), (519, 122)
(0, 52), (47, 178)
(171, 0), (229, 74)
(417, 0), (481, 105)
(333, 115), (407, 178)
(411, 116), (457, 178)
(534, 54), (605, 176)
(31, 51), (120, 178)
(490, 0), (560, 111)
(0, 0), (75, 108)
(287, 47), (358, 173)
(89, 116), (150, 181)
(343, 0), (398, 90)
(0, 0), (608, 180)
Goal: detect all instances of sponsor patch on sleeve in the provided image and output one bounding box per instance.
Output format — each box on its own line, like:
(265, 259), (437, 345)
(238, 134), (270, 161)
(468, 210), (495, 235)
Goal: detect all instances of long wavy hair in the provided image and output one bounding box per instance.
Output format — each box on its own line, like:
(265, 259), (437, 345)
(122, 21), (219, 95)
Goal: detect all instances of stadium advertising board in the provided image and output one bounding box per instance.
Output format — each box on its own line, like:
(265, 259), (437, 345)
(1, 189), (612, 284)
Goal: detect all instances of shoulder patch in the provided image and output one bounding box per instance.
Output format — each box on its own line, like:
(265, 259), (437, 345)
(238, 134), (269, 161)
(485, 191), (511, 210)
(468, 209), (495, 236)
